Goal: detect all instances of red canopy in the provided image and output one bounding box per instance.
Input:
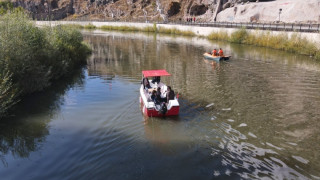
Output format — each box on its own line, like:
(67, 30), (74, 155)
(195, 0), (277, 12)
(142, 69), (171, 77)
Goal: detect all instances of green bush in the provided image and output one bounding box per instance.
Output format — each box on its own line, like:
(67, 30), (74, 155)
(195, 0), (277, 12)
(0, 1), (13, 14)
(0, 12), (91, 118)
(0, 12), (50, 93)
(284, 33), (318, 55)
(157, 27), (195, 36)
(61, 24), (85, 29)
(100, 25), (139, 31)
(315, 51), (320, 60)
(99, 24), (194, 36)
(0, 72), (19, 116)
(83, 23), (96, 29)
(153, 23), (157, 32)
(142, 26), (156, 32)
(207, 31), (229, 41)
(230, 28), (248, 43)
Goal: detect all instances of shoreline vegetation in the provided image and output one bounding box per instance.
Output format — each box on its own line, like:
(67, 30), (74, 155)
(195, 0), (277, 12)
(1, 1), (318, 118)
(0, 8), (91, 118)
(69, 23), (320, 60)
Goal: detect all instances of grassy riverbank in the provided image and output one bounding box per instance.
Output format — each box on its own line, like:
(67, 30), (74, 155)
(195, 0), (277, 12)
(0, 12), (91, 118)
(68, 23), (196, 36)
(208, 28), (320, 60)
(72, 23), (320, 60)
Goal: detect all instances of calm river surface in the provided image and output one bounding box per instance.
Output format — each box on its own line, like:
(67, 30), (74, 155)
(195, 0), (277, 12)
(1, 30), (320, 180)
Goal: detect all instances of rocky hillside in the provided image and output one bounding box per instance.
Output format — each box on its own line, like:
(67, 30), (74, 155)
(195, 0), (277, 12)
(7, 0), (320, 23)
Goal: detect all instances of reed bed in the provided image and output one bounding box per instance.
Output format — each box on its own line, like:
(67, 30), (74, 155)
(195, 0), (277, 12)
(157, 27), (195, 36)
(208, 28), (320, 59)
(80, 23), (319, 59)
(79, 23), (195, 36)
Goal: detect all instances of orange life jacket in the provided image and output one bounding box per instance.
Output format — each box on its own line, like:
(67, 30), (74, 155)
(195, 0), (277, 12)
(218, 49), (223, 56)
(212, 50), (217, 56)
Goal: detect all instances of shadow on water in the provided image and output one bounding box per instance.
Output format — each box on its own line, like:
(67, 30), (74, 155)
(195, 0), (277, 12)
(0, 68), (86, 166)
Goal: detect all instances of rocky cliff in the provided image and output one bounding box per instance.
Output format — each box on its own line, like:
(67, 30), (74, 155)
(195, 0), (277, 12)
(7, 0), (320, 23)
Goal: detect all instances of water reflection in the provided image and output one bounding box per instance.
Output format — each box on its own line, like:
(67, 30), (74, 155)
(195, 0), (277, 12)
(83, 30), (320, 179)
(203, 59), (221, 72)
(1, 30), (320, 179)
(0, 68), (86, 166)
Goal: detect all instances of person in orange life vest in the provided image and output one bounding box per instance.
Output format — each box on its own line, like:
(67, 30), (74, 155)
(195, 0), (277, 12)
(211, 49), (217, 56)
(218, 48), (224, 56)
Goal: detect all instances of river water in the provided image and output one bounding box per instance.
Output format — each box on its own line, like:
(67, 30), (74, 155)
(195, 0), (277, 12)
(1, 30), (320, 179)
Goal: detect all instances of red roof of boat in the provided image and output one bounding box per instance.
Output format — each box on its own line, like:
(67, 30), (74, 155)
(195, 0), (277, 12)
(142, 69), (171, 77)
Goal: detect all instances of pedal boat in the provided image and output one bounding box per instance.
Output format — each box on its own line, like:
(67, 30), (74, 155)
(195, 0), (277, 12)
(140, 69), (179, 117)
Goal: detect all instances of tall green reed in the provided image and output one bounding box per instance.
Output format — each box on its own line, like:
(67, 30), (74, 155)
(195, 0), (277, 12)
(208, 28), (320, 59)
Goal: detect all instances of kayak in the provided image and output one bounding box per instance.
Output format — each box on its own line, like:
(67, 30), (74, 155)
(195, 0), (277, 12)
(140, 69), (179, 117)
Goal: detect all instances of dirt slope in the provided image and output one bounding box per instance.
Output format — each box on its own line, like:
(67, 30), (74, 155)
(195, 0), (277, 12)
(7, 0), (320, 23)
